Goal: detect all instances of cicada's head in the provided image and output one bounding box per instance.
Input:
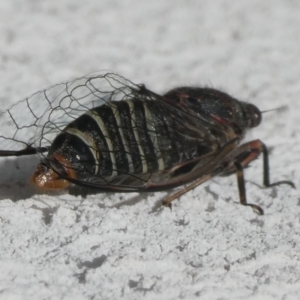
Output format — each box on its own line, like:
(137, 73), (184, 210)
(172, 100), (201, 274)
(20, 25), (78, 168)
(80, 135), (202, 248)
(241, 103), (262, 128)
(31, 154), (76, 190)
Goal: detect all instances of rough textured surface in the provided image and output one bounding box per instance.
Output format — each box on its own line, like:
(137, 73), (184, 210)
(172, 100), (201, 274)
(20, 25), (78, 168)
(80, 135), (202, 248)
(0, 1), (299, 299)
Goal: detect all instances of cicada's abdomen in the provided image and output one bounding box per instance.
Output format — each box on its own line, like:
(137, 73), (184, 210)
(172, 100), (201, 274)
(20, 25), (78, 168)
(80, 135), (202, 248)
(35, 98), (206, 189)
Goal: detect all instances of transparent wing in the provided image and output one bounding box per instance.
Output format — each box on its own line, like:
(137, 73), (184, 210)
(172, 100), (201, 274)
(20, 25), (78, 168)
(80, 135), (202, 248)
(0, 72), (140, 153)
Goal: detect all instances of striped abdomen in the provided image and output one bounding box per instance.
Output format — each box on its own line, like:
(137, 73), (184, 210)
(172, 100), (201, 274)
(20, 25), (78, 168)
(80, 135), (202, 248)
(47, 99), (201, 181)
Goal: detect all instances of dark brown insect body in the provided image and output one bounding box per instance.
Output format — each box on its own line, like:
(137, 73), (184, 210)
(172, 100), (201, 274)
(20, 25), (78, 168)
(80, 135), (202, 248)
(0, 73), (294, 214)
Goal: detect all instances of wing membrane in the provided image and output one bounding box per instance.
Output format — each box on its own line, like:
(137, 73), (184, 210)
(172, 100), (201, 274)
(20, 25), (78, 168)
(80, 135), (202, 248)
(0, 72), (139, 153)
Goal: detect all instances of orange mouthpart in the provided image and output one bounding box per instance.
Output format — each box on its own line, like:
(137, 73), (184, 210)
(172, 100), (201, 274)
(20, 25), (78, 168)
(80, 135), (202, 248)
(31, 154), (77, 190)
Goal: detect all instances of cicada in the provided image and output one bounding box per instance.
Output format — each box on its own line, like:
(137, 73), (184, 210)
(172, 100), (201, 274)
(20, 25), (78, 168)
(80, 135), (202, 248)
(0, 72), (294, 214)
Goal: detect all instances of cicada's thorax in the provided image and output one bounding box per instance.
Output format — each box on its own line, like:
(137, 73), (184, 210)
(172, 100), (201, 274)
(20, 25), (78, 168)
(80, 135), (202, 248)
(45, 98), (212, 184)
(163, 87), (261, 139)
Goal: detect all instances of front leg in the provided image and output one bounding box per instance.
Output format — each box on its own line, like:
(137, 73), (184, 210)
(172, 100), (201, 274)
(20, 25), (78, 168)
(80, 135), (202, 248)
(223, 139), (295, 215)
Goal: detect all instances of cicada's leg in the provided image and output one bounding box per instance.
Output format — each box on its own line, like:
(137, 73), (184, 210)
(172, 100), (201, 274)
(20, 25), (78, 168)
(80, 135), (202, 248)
(162, 139), (294, 214)
(224, 139), (295, 188)
(225, 139), (295, 215)
(260, 142), (295, 188)
(162, 174), (213, 209)
(161, 138), (239, 209)
(234, 161), (264, 215)
(0, 146), (48, 157)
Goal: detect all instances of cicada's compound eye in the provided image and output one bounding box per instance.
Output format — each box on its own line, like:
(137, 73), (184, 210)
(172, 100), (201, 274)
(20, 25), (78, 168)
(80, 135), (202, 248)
(247, 104), (262, 128)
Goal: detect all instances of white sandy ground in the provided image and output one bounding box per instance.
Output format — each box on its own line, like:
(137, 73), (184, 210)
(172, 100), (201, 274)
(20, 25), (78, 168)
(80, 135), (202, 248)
(0, 1), (300, 299)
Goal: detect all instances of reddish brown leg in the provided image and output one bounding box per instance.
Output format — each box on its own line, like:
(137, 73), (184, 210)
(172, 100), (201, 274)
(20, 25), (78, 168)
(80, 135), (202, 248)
(234, 161), (264, 215)
(226, 139), (294, 188)
(162, 174), (213, 208)
(162, 139), (294, 214)
(226, 139), (294, 214)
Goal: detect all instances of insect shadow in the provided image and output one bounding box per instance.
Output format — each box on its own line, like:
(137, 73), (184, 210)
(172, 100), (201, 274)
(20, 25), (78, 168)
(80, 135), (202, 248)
(0, 153), (157, 209)
(0, 156), (144, 207)
(0, 155), (40, 201)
